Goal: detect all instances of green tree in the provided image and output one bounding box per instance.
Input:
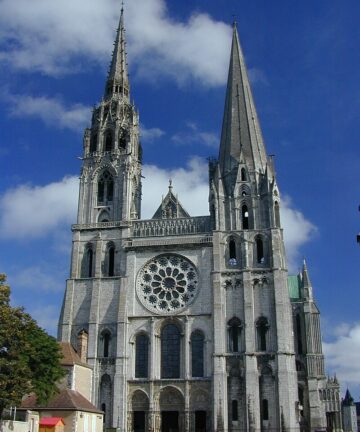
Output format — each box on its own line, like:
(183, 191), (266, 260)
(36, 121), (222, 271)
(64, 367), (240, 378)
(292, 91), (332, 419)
(0, 274), (66, 418)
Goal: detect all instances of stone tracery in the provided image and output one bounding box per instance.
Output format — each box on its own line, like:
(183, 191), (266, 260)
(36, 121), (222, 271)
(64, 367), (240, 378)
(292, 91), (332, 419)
(136, 254), (199, 314)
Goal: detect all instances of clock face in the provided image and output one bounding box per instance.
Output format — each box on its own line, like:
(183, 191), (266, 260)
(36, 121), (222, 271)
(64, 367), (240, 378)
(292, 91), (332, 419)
(136, 254), (199, 315)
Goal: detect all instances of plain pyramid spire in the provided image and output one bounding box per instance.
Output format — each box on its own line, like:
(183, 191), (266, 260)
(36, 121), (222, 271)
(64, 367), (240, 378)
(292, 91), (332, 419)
(219, 22), (267, 177)
(105, 5), (129, 99)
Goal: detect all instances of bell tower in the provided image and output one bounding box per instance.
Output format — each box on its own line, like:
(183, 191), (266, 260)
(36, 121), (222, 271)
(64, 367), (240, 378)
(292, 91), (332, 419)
(77, 6), (142, 225)
(210, 23), (299, 431)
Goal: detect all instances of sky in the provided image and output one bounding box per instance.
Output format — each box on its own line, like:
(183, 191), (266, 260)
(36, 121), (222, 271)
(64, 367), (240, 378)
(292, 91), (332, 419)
(0, 0), (359, 397)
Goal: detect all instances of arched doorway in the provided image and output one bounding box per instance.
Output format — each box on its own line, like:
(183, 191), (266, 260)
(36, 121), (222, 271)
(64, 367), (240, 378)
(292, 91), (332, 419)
(190, 390), (210, 431)
(131, 390), (149, 432)
(159, 387), (184, 432)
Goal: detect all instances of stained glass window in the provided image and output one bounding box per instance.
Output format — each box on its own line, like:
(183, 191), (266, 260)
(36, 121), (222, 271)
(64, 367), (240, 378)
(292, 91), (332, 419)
(191, 331), (204, 378)
(161, 324), (180, 378)
(135, 334), (149, 378)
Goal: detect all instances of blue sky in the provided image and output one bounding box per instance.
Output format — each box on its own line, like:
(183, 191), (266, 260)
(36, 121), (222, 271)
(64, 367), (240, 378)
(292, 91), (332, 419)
(0, 0), (359, 396)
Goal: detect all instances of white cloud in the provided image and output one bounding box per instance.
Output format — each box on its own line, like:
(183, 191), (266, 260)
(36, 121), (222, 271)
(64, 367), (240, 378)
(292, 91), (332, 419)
(140, 125), (165, 143)
(11, 266), (64, 294)
(3, 91), (90, 132)
(0, 176), (78, 239)
(142, 157), (209, 218)
(248, 67), (269, 86)
(280, 196), (317, 272)
(0, 160), (314, 272)
(323, 322), (360, 390)
(171, 122), (219, 148)
(0, 0), (232, 86)
(29, 305), (61, 336)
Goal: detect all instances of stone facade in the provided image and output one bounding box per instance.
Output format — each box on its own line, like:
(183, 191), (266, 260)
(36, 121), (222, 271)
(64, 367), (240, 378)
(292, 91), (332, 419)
(58, 8), (342, 432)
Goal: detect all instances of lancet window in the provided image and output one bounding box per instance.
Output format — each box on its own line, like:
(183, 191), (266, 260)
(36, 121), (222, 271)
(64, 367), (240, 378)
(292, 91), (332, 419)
(135, 334), (149, 378)
(161, 324), (181, 378)
(256, 317), (269, 351)
(228, 317), (242, 352)
(98, 171), (114, 205)
(191, 331), (204, 378)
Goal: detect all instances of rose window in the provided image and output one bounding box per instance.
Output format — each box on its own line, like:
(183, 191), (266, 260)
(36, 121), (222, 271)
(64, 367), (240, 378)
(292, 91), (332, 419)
(136, 254), (199, 314)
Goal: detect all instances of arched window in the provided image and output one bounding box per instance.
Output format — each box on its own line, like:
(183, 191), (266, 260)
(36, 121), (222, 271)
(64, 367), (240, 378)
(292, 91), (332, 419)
(82, 244), (94, 278)
(98, 171), (114, 205)
(232, 400), (238, 421)
(105, 132), (113, 152)
(191, 331), (204, 378)
(104, 244), (115, 277)
(135, 334), (149, 378)
(256, 237), (265, 264)
(228, 318), (242, 352)
(242, 205), (249, 229)
(296, 314), (303, 354)
(90, 133), (98, 153)
(98, 210), (110, 223)
(101, 403), (106, 423)
(256, 317), (269, 351)
(241, 168), (247, 182)
(100, 375), (112, 427)
(161, 324), (180, 378)
(100, 330), (111, 358)
(229, 239), (237, 262)
(274, 201), (281, 227)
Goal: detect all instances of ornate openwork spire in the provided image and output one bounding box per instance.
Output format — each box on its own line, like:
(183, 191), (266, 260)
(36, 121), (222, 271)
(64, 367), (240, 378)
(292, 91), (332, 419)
(104, 4), (129, 99)
(219, 22), (267, 177)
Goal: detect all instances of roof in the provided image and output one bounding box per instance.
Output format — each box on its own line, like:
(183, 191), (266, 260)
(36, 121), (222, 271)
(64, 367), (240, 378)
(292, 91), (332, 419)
(288, 275), (301, 300)
(39, 418), (65, 426)
(60, 342), (91, 369)
(21, 389), (103, 414)
(152, 181), (190, 219)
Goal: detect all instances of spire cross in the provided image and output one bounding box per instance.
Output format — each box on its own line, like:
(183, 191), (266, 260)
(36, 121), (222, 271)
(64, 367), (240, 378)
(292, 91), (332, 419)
(168, 179), (173, 191)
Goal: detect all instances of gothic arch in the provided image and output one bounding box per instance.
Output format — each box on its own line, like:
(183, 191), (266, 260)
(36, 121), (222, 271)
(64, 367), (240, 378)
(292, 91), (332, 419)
(98, 209), (110, 222)
(99, 328), (112, 358)
(81, 242), (95, 278)
(103, 241), (116, 277)
(92, 163), (117, 180)
(158, 386), (185, 411)
(227, 317), (243, 353)
(134, 332), (150, 378)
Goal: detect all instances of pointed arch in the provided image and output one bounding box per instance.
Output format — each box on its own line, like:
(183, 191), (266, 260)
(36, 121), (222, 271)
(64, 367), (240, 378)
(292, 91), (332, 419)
(82, 243), (95, 278)
(98, 210), (110, 223)
(254, 235), (265, 265)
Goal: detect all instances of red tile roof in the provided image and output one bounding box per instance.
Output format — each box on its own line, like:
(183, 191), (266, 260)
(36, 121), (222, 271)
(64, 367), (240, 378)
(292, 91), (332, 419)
(39, 418), (65, 426)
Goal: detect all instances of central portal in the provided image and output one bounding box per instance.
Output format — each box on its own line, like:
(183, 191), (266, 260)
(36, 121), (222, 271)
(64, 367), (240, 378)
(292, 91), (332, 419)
(161, 411), (179, 432)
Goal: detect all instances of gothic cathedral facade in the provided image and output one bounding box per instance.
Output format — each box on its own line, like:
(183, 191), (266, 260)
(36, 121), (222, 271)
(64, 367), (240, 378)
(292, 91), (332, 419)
(58, 7), (342, 432)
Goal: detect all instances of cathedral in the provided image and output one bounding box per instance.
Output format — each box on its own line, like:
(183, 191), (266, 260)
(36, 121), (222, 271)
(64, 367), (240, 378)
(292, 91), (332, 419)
(58, 6), (342, 432)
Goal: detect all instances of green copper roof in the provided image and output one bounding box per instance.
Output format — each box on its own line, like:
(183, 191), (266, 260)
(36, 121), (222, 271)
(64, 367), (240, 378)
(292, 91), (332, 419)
(288, 275), (302, 300)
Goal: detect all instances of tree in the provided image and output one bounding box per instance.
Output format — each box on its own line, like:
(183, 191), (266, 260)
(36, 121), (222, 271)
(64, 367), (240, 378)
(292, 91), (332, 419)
(0, 274), (66, 418)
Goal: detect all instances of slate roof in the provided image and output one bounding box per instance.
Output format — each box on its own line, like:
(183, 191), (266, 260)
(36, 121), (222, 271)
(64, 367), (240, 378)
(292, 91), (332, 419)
(21, 389), (103, 414)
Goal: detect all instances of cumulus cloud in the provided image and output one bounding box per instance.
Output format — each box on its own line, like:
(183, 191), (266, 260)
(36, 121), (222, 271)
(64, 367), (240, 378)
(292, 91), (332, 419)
(323, 322), (360, 389)
(171, 122), (219, 148)
(11, 266), (64, 293)
(3, 91), (90, 132)
(140, 125), (166, 143)
(281, 195), (317, 272)
(0, 0), (231, 86)
(142, 157), (209, 218)
(0, 159), (314, 271)
(0, 176), (78, 239)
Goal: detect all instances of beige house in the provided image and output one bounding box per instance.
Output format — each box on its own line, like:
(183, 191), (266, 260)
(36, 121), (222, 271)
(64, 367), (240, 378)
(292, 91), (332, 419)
(15, 340), (103, 432)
